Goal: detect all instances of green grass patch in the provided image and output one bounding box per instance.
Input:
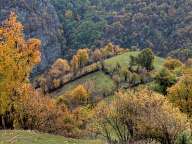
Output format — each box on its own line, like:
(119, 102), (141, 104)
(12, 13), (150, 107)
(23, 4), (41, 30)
(51, 71), (116, 97)
(104, 51), (164, 72)
(0, 130), (104, 144)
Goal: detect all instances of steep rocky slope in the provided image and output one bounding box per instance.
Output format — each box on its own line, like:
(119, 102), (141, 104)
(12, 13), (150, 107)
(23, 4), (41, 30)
(0, 0), (66, 74)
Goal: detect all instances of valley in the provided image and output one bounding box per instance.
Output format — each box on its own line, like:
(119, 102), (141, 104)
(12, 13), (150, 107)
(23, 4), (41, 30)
(0, 0), (192, 144)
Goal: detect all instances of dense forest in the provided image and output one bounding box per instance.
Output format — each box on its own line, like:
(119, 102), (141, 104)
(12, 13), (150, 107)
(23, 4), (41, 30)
(1, 0), (192, 73)
(0, 0), (192, 144)
(51, 0), (192, 59)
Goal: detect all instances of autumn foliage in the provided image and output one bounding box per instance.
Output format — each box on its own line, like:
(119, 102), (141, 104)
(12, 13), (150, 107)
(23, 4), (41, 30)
(49, 58), (70, 78)
(168, 68), (192, 117)
(57, 85), (90, 108)
(0, 12), (41, 128)
(95, 89), (190, 144)
(0, 14), (93, 138)
(164, 57), (183, 71)
(76, 48), (89, 67)
(1, 12), (191, 143)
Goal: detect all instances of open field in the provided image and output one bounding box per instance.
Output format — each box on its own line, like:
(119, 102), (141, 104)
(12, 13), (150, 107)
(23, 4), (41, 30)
(51, 71), (116, 97)
(0, 130), (104, 144)
(104, 51), (164, 72)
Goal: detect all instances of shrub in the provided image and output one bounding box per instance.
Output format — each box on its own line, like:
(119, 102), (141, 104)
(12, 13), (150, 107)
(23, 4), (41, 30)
(130, 48), (154, 71)
(168, 69), (192, 117)
(49, 58), (70, 78)
(175, 131), (192, 144)
(164, 57), (183, 71)
(92, 48), (102, 62)
(57, 85), (90, 108)
(95, 89), (190, 144)
(155, 68), (176, 95)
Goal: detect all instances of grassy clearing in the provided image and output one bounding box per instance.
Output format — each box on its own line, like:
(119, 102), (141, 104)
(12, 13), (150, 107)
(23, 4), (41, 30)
(104, 51), (164, 72)
(0, 130), (104, 144)
(51, 71), (116, 97)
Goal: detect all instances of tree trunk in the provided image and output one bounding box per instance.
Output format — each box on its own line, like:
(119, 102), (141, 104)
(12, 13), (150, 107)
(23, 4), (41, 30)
(1, 115), (5, 129)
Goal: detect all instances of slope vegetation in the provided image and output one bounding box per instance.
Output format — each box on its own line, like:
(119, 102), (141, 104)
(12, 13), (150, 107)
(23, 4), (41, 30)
(51, 51), (164, 97)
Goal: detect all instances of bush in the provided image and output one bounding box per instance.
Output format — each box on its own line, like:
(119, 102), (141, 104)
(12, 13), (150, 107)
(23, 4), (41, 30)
(49, 58), (70, 79)
(155, 68), (176, 95)
(94, 89), (190, 144)
(175, 131), (192, 144)
(164, 57), (183, 71)
(57, 85), (90, 108)
(168, 68), (192, 117)
(19, 84), (92, 138)
(130, 48), (154, 71)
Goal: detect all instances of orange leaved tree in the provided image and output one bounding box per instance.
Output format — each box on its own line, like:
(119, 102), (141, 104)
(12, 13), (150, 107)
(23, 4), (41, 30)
(0, 12), (41, 128)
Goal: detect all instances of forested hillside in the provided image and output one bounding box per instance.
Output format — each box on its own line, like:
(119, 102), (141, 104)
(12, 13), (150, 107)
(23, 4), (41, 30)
(51, 0), (192, 59)
(1, 0), (192, 74)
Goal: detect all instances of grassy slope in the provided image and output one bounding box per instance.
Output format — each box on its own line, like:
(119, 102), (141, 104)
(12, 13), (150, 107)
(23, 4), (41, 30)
(51, 71), (116, 97)
(0, 130), (104, 144)
(104, 51), (164, 72)
(51, 51), (164, 97)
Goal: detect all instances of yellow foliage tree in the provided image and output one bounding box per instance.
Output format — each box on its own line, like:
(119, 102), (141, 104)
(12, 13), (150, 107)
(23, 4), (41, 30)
(105, 42), (114, 52)
(168, 68), (192, 117)
(0, 12), (41, 128)
(57, 85), (90, 108)
(163, 57), (183, 71)
(92, 49), (102, 62)
(49, 58), (70, 78)
(95, 89), (190, 144)
(70, 55), (79, 72)
(70, 85), (89, 106)
(76, 48), (89, 67)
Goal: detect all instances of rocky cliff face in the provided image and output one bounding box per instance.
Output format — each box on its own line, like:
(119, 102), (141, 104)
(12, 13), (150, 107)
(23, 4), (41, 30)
(0, 0), (66, 75)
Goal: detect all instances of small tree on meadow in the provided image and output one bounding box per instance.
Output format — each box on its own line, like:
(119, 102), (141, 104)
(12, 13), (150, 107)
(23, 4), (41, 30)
(92, 48), (102, 62)
(71, 55), (79, 72)
(155, 68), (176, 95)
(129, 48), (154, 71)
(137, 48), (154, 70)
(76, 48), (89, 67)
(49, 58), (70, 78)
(59, 85), (90, 108)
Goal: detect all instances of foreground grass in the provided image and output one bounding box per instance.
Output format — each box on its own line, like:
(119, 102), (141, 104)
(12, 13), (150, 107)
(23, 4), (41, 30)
(0, 130), (104, 144)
